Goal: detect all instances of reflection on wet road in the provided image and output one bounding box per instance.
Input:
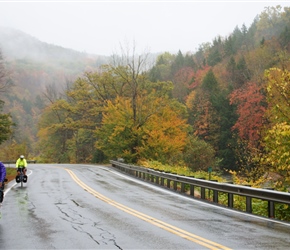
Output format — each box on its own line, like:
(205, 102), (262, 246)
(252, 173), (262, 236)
(0, 164), (289, 249)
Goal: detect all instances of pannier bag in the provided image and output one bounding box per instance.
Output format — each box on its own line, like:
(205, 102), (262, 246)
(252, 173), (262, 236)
(15, 176), (20, 183)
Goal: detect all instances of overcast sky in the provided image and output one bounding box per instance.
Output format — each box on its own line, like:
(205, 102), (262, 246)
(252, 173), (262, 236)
(0, 1), (289, 56)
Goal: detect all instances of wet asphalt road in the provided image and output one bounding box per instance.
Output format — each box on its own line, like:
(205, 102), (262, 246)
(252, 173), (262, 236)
(0, 164), (290, 250)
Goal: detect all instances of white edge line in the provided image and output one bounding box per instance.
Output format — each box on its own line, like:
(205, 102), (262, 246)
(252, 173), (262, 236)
(3, 170), (33, 195)
(105, 167), (290, 227)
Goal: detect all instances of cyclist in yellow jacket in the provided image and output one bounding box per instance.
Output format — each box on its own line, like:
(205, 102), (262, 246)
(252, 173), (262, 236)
(16, 155), (28, 182)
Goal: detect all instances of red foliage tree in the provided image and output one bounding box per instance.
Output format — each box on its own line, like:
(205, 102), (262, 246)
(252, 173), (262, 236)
(229, 82), (267, 148)
(188, 65), (211, 89)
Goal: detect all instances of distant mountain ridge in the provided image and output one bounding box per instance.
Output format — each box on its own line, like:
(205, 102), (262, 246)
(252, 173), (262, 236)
(0, 27), (114, 154)
(0, 26), (114, 100)
(0, 26), (109, 63)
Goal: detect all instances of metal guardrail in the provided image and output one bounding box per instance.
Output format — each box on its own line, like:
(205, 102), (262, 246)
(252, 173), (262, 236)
(110, 160), (290, 221)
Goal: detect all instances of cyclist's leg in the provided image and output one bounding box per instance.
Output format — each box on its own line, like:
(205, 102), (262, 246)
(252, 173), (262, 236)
(23, 168), (28, 182)
(16, 168), (21, 182)
(0, 182), (4, 203)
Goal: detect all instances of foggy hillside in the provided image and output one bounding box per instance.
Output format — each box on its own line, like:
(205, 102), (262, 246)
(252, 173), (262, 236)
(0, 26), (112, 97)
(0, 26), (159, 155)
(0, 26), (159, 96)
(0, 26), (109, 63)
(0, 26), (114, 149)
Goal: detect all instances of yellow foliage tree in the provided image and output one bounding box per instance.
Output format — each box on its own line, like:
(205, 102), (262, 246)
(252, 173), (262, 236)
(96, 94), (188, 164)
(263, 68), (290, 190)
(263, 122), (290, 190)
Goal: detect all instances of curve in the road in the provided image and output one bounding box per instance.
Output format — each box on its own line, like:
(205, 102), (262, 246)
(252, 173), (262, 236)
(65, 168), (232, 250)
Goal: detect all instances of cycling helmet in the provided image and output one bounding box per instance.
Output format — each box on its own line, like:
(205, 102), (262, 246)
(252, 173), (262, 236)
(20, 155), (24, 159)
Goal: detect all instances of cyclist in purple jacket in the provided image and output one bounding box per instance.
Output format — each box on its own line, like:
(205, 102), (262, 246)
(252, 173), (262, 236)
(0, 161), (6, 203)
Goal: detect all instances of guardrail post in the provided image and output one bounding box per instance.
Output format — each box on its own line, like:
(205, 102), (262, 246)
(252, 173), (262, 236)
(189, 176), (195, 196)
(181, 182), (185, 193)
(210, 180), (218, 203)
(190, 185), (195, 196)
(171, 173), (177, 191)
(201, 187), (205, 199)
(265, 188), (275, 218)
(156, 176), (159, 185)
(213, 190), (218, 203)
(198, 178), (206, 199)
(174, 181), (177, 191)
(228, 193), (234, 208)
(268, 201), (275, 218)
(246, 196), (252, 213)
(225, 182), (234, 208)
(243, 184), (252, 213)
(167, 179), (170, 189)
(161, 177), (164, 186)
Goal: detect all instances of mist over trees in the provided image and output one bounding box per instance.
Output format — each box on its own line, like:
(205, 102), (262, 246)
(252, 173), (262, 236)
(1, 6), (290, 190)
(0, 49), (13, 144)
(0, 26), (111, 159)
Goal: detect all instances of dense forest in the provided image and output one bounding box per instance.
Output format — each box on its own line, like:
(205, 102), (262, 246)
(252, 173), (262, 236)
(0, 26), (111, 161)
(1, 6), (290, 191)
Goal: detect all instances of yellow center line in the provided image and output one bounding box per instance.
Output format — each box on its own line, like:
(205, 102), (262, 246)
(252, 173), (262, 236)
(65, 168), (232, 250)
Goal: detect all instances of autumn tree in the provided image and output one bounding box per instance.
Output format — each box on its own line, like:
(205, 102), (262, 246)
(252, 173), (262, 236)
(173, 67), (195, 103)
(187, 65), (211, 90)
(38, 77), (105, 163)
(38, 83), (79, 163)
(263, 122), (290, 190)
(183, 135), (217, 171)
(225, 56), (251, 89)
(193, 70), (221, 147)
(187, 69), (237, 170)
(0, 49), (13, 93)
(256, 5), (284, 40)
(0, 49), (14, 146)
(171, 50), (184, 75)
(149, 52), (175, 82)
(207, 37), (222, 67)
(96, 91), (188, 164)
(0, 100), (13, 144)
(38, 46), (190, 164)
(262, 68), (290, 189)
(230, 82), (266, 148)
(229, 81), (267, 175)
(37, 99), (73, 163)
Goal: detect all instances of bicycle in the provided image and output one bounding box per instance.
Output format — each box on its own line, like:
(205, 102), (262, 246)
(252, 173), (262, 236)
(16, 168), (27, 188)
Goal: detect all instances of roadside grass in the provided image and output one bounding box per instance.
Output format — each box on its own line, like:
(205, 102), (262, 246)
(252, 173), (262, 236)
(5, 167), (17, 182)
(139, 161), (290, 221)
(140, 160), (225, 182)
